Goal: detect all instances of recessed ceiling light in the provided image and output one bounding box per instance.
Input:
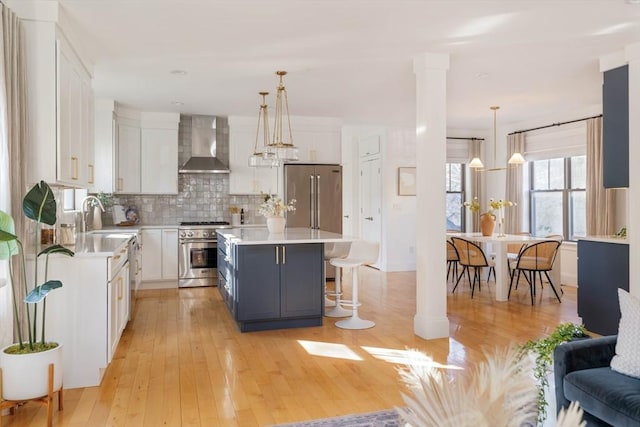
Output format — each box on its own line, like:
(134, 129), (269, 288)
(170, 70), (187, 76)
(476, 73), (489, 78)
(627, 0), (640, 4)
(171, 101), (184, 106)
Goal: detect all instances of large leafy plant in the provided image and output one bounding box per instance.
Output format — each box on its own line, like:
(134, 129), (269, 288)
(0, 181), (74, 354)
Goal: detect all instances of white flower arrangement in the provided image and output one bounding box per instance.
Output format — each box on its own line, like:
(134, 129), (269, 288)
(258, 194), (296, 218)
(464, 197), (516, 216)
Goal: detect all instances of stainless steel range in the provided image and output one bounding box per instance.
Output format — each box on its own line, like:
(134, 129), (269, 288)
(178, 221), (230, 288)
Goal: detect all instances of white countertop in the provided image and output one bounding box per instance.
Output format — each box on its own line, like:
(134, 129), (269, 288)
(63, 233), (133, 256)
(578, 235), (629, 245)
(218, 227), (352, 245)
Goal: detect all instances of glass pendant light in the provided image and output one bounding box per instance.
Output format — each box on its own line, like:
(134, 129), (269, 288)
(264, 71), (299, 162)
(248, 91), (280, 168)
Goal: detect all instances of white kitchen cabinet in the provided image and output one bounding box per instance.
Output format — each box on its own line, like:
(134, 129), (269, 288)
(116, 123), (142, 193)
(108, 258), (129, 362)
(93, 99), (116, 193)
(359, 135), (380, 158)
(28, 237), (131, 388)
(141, 229), (162, 281)
(141, 227), (178, 283)
(23, 20), (94, 187)
(141, 128), (179, 194)
(114, 109), (179, 194)
(161, 228), (179, 279)
(228, 115), (342, 195)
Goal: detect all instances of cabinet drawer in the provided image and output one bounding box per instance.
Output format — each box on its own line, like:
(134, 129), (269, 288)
(109, 244), (129, 279)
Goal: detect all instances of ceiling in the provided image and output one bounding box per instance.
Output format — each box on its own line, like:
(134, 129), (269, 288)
(58, 0), (640, 130)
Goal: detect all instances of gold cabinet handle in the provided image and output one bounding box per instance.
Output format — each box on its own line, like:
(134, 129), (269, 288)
(88, 164), (94, 184)
(113, 255), (121, 261)
(118, 177), (123, 192)
(275, 246), (279, 265)
(282, 246), (286, 264)
(117, 277), (123, 300)
(71, 156), (79, 180)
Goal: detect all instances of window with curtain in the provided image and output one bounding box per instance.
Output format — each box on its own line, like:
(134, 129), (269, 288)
(445, 163), (465, 231)
(529, 155), (586, 240)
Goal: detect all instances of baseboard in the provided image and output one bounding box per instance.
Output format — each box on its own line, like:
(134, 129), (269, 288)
(139, 280), (178, 290)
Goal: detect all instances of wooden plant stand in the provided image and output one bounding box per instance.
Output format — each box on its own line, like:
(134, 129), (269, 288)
(0, 364), (63, 427)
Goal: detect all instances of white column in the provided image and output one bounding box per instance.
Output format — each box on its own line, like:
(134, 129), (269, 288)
(413, 53), (450, 339)
(626, 43), (640, 296)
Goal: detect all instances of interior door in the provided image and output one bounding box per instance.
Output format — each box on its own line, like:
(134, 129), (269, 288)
(360, 158), (381, 264)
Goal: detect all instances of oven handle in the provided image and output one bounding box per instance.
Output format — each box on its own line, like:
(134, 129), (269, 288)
(179, 239), (218, 244)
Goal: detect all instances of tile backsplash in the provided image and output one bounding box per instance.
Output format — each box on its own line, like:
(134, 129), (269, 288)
(101, 115), (265, 226)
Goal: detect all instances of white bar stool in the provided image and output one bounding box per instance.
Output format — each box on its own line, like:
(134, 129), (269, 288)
(329, 240), (379, 329)
(324, 242), (351, 317)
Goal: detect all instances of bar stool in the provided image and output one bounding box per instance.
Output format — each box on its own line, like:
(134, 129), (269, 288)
(329, 240), (379, 329)
(324, 242), (351, 316)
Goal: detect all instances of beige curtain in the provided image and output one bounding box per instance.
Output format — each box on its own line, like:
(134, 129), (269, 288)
(0, 4), (28, 344)
(586, 117), (615, 235)
(505, 133), (525, 234)
(469, 139), (483, 231)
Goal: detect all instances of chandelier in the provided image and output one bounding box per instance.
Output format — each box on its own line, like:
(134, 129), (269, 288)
(264, 70), (299, 162)
(248, 91), (280, 168)
(469, 106), (524, 171)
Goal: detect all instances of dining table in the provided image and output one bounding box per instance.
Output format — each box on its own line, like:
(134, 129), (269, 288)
(446, 232), (562, 302)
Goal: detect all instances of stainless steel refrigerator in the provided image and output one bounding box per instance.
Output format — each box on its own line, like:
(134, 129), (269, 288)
(284, 164), (343, 278)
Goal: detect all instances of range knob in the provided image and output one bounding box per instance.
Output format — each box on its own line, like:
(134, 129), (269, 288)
(179, 231), (186, 238)
(202, 231), (210, 238)
(186, 231), (194, 238)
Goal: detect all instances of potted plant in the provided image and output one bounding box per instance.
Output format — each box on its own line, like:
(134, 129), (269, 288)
(518, 322), (587, 426)
(0, 180), (74, 401)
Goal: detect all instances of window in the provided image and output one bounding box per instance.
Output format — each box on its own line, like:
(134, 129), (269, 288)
(529, 155), (585, 240)
(445, 163), (465, 231)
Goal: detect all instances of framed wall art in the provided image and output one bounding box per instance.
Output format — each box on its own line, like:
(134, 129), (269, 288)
(398, 167), (416, 196)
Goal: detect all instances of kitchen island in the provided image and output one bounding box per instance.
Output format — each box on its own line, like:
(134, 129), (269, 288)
(216, 227), (350, 332)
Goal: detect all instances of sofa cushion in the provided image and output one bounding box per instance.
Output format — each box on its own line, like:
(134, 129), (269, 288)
(611, 289), (640, 378)
(564, 366), (640, 426)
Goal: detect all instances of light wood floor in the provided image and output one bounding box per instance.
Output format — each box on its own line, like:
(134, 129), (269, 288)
(3, 268), (581, 426)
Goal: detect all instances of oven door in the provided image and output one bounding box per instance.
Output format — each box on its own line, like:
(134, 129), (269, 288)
(179, 239), (218, 286)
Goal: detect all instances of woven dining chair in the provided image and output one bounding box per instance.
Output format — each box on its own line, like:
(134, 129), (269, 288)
(446, 240), (459, 282)
(450, 237), (495, 298)
(508, 240), (562, 305)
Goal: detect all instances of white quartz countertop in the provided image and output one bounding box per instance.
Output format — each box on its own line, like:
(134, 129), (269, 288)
(577, 235), (629, 245)
(218, 227), (353, 245)
(62, 232), (134, 257)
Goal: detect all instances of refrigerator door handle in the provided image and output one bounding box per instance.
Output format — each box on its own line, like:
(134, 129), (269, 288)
(316, 174), (321, 230)
(309, 175), (316, 229)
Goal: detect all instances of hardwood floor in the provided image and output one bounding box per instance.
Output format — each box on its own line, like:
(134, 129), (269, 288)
(3, 268), (581, 426)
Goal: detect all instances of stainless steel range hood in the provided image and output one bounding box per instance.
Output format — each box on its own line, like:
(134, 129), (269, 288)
(179, 115), (230, 173)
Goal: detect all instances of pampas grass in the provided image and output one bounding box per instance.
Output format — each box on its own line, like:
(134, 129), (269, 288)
(396, 347), (585, 427)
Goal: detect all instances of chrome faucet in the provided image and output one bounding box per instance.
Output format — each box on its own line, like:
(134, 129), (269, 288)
(80, 196), (105, 233)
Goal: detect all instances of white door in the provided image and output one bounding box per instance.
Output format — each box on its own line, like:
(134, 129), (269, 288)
(359, 157), (382, 261)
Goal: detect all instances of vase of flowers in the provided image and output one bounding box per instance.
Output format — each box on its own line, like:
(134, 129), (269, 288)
(259, 194), (296, 234)
(464, 197), (516, 236)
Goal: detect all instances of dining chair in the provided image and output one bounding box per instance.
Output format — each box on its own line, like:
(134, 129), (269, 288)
(508, 240), (562, 305)
(446, 240), (459, 282)
(507, 232), (532, 277)
(450, 237), (495, 298)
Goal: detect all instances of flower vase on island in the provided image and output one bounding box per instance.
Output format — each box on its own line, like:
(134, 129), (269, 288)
(259, 193), (296, 234)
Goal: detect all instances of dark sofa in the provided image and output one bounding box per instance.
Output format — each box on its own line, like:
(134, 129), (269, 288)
(554, 335), (640, 426)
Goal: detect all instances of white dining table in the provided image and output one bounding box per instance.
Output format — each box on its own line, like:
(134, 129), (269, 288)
(446, 232), (561, 302)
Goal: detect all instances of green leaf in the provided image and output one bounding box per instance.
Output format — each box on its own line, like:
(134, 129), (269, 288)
(38, 244), (74, 257)
(0, 211), (18, 259)
(24, 280), (62, 304)
(23, 181), (57, 226)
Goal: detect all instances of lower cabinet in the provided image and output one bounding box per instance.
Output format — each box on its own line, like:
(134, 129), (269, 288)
(30, 243), (130, 389)
(141, 227), (178, 283)
(218, 241), (324, 332)
(577, 240), (629, 335)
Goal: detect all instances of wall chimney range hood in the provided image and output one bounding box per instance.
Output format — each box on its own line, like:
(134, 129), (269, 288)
(179, 115), (230, 173)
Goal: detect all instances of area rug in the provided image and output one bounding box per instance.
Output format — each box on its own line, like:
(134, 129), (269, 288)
(270, 408), (403, 427)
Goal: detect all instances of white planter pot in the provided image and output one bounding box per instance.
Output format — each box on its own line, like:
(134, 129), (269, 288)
(0, 343), (63, 401)
(267, 216), (286, 234)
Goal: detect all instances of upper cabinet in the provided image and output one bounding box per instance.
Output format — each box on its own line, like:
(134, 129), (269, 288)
(114, 108), (180, 194)
(22, 20), (94, 187)
(603, 64), (629, 188)
(228, 116), (342, 195)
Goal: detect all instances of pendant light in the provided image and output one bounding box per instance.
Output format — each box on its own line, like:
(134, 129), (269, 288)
(264, 71), (299, 162)
(248, 91), (280, 168)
